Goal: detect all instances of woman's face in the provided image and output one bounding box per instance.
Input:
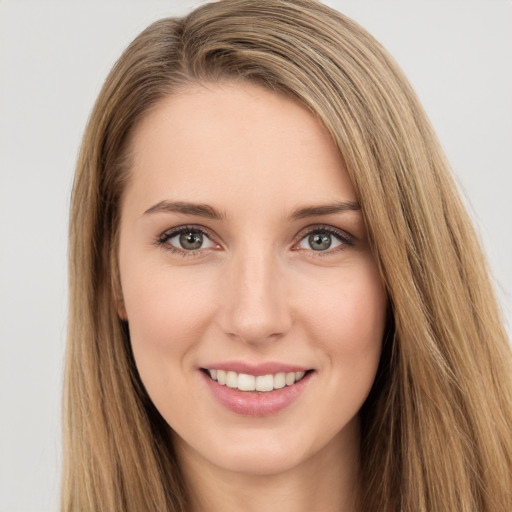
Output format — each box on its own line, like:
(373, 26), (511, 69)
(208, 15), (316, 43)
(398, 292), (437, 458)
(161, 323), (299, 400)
(117, 82), (387, 476)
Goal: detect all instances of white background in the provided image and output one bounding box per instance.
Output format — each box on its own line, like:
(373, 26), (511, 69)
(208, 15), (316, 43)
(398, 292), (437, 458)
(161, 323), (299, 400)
(1, 1), (510, 510)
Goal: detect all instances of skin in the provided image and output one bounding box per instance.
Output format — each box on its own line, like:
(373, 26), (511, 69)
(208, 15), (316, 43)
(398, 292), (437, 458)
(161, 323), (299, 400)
(117, 81), (387, 512)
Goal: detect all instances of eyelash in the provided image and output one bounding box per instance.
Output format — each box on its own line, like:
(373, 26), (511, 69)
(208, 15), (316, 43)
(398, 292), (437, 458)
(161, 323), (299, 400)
(294, 226), (354, 256)
(156, 225), (219, 258)
(156, 224), (354, 257)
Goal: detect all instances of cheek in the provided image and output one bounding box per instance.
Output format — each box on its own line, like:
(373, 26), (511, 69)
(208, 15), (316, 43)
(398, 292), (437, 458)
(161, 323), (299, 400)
(298, 259), (386, 410)
(120, 263), (223, 426)
(281, 260), (386, 451)
(121, 261), (218, 373)
(300, 261), (387, 351)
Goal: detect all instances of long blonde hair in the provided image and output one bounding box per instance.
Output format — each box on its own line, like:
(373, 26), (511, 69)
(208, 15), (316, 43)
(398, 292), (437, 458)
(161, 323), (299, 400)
(63, 0), (512, 510)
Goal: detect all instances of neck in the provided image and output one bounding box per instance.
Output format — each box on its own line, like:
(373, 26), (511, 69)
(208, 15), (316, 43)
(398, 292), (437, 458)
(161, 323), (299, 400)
(174, 419), (361, 512)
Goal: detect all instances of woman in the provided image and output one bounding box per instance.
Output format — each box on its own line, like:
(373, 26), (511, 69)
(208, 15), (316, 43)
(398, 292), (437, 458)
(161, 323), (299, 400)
(63, 0), (512, 510)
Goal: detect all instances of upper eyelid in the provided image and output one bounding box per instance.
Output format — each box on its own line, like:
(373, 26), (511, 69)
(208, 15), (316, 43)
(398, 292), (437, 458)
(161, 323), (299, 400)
(159, 224), (216, 242)
(156, 225), (219, 257)
(294, 224), (354, 244)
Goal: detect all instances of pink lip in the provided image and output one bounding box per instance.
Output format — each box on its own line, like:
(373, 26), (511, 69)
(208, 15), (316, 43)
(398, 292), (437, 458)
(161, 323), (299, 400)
(200, 368), (313, 416)
(201, 361), (310, 376)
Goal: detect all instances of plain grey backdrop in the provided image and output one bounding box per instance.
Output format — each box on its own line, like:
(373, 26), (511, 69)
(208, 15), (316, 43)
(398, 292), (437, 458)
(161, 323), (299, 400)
(1, 1), (511, 510)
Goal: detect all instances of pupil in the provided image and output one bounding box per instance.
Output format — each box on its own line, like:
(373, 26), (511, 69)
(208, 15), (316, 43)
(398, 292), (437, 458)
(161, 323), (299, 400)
(180, 231), (203, 250)
(309, 233), (331, 251)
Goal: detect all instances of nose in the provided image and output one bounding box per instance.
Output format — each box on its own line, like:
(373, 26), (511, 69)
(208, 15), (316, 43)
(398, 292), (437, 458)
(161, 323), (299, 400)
(217, 249), (292, 345)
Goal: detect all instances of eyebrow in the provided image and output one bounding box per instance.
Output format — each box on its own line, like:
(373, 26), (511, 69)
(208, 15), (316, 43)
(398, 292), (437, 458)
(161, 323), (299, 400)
(143, 200), (225, 220)
(289, 201), (360, 220)
(143, 199), (360, 221)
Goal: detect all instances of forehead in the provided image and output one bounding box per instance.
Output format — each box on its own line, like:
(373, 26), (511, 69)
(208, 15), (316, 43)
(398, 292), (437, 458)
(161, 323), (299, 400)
(124, 81), (355, 214)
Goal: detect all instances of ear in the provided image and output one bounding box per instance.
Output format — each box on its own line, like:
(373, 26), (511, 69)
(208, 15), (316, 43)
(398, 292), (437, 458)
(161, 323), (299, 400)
(117, 297), (128, 321)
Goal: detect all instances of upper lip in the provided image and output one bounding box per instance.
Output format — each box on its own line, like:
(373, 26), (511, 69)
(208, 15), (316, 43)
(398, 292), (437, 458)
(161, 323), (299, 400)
(200, 361), (312, 376)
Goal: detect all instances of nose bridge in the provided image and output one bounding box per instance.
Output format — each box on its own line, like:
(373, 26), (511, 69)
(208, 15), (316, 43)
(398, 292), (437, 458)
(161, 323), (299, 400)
(220, 245), (291, 344)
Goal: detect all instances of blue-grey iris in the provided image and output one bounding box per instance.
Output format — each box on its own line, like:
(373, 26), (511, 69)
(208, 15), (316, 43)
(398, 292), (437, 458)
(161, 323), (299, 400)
(180, 231), (203, 250)
(309, 233), (331, 251)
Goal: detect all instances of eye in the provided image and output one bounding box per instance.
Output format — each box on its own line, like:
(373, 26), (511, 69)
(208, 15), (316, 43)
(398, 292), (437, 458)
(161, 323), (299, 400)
(296, 227), (351, 252)
(159, 226), (217, 252)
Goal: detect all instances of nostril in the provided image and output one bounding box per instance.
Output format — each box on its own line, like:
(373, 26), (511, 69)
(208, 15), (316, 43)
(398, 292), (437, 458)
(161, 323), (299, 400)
(227, 330), (286, 345)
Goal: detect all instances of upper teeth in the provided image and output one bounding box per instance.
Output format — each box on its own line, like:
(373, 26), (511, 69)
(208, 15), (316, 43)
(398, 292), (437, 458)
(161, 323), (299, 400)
(207, 369), (306, 392)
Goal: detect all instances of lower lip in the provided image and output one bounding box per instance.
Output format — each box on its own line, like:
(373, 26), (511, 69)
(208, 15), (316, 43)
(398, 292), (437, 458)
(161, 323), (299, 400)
(201, 370), (313, 416)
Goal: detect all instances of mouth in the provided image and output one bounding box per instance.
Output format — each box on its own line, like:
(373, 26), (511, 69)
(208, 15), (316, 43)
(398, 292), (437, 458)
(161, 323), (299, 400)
(199, 363), (314, 415)
(202, 368), (311, 392)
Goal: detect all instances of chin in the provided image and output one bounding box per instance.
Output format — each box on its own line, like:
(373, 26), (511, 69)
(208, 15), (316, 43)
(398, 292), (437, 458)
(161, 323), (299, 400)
(208, 441), (310, 477)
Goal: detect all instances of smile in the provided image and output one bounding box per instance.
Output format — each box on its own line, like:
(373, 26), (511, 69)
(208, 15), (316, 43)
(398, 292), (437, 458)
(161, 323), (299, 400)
(201, 366), (314, 416)
(205, 369), (307, 392)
